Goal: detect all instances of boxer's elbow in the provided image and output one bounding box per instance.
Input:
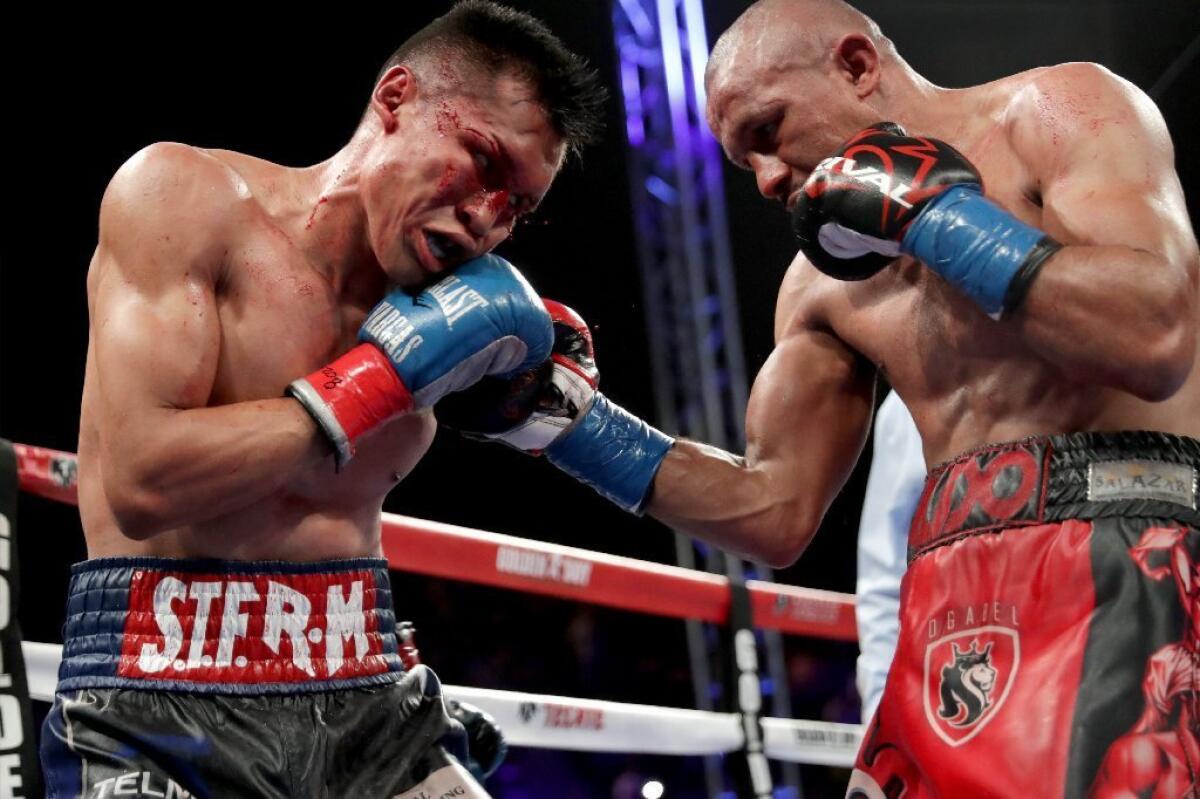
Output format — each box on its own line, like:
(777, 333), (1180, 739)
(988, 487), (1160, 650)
(726, 463), (822, 567)
(104, 469), (172, 540)
(1135, 253), (1198, 400)
(754, 542), (806, 570)
(108, 493), (172, 540)
(751, 502), (820, 568)
(1127, 305), (1195, 402)
(1137, 349), (1194, 403)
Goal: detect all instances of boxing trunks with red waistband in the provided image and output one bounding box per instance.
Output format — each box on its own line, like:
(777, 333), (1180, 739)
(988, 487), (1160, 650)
(39, 557), (488, 799)
(848, 431), (1200, 799)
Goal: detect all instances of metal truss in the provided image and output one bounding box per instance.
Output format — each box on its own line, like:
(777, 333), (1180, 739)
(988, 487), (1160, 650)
(612, 1), (802, 795)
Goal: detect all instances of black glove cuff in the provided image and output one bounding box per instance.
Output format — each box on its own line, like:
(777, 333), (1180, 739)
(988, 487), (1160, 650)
(1001, 235), (1062, 318)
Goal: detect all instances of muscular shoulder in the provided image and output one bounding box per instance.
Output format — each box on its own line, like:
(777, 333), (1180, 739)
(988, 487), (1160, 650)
(1005, 62), (1171, 173)
(775, 252), (830, 342)
(98, 142), (252, 285)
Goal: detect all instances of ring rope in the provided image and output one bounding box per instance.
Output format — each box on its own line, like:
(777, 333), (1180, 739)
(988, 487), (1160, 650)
(13, 443), (865, 766)
(15, 444), (857, 639)
(18, 641), (861, 765)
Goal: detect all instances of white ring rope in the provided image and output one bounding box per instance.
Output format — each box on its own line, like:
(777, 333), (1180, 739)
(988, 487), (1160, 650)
(20, 642), (862, 766)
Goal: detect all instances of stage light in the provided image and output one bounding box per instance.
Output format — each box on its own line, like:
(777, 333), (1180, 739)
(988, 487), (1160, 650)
(641, 779), (665, 799)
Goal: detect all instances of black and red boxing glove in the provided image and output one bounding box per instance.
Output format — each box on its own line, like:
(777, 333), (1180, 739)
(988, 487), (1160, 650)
(436, 299), (598, 453)
(792, 122), (1061, 318)
(438, 300), (674, 514)
(792, 121), (982, 279)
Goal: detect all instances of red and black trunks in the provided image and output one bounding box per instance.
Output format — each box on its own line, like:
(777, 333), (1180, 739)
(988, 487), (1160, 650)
(850, 431), (1200, 799)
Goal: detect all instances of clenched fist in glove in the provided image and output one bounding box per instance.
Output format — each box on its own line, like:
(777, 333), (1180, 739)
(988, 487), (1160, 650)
(438, 300), (673, 514)
(793, 122), (1061, 318)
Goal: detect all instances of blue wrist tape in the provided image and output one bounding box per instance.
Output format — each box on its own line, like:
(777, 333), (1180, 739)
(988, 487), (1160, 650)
(545, 393), (674, 514)
(901, 185), (1059, 318)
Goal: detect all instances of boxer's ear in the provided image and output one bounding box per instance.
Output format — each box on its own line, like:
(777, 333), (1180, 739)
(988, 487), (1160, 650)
(833, 34), (880, 99)
(370, 66), (417, 133)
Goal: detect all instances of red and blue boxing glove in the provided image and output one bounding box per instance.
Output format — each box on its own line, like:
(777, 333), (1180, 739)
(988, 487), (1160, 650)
(289, 254), (553, 468)
(438, 300), (674, 514)
(792, 122), (1062, 318)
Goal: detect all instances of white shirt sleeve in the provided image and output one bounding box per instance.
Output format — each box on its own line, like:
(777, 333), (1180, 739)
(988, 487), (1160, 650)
(855, 391), (925, 722)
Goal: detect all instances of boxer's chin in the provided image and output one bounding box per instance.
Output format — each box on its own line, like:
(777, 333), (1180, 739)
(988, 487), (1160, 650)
(374, 236), (425, 291)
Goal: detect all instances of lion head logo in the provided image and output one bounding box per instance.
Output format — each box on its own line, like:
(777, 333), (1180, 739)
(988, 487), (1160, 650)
(938, 641), (997, 728)
(924, 626), (1018, 746)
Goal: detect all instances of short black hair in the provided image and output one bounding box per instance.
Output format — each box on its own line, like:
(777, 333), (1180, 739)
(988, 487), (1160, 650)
(377, 0), (606, 158)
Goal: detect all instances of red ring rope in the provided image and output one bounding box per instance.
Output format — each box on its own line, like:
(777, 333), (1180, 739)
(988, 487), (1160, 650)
(13, 443), (857, 640)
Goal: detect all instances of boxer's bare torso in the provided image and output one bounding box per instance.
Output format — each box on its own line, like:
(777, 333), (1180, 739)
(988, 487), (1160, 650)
(76, 62), (564, 562)
(79, 144), (434, 561)
(787, 64), (1200, 464)
(648, 60), (1200, 564)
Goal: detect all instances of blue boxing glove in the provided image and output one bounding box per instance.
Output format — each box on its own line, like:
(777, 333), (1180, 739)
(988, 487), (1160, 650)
(289, 254), (553, 467)
(792, 122), (1062, 318)
(437, 300), (674, 514)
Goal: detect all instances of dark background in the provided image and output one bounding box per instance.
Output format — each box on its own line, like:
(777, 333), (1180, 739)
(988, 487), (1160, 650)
(2, 2), (1197, 797)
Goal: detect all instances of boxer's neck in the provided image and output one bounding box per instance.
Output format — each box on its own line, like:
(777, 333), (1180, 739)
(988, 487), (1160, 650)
(875, 62), (991, 150)
(289, 138), (384, 302)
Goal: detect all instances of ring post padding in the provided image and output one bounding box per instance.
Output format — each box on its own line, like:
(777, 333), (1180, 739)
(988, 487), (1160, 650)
(0, 441), (43, 797)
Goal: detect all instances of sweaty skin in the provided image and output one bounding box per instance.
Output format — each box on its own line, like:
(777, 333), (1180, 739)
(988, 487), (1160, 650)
(644, 0), (1200, 567)
(78, 66), (564, 561)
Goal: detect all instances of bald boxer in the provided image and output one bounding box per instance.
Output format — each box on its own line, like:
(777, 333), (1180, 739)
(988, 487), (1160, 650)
(42, 3), (604, 797)
(444, 1), (1200, 796)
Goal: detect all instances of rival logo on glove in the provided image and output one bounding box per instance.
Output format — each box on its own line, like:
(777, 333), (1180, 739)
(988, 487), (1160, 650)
(809, 156), (916, 209)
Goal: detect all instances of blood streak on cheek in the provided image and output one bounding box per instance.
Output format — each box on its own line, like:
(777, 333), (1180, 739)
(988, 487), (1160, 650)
(436, 164), (458, 196)
(484, 189), (510, 217)
(434, 163), (475, 206)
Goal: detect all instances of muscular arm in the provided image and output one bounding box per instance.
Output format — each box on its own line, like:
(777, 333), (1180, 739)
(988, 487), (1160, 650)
(647, 275), (876, 567)
(1008, 64), (1200, 400)
(92, 144), (328, 538)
